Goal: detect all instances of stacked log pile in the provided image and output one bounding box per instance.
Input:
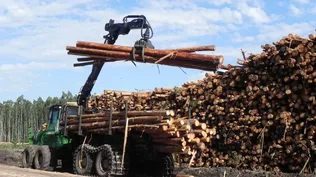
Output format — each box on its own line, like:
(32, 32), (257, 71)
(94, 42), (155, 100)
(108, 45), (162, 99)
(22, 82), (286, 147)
(66, 41), (224, 71)
(87, 88), (177, 112)
(178, 32), (316, 173)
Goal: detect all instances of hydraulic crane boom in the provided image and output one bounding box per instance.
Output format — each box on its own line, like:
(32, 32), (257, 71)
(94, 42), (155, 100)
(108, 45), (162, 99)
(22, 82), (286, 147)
(76, 15), (154, 110)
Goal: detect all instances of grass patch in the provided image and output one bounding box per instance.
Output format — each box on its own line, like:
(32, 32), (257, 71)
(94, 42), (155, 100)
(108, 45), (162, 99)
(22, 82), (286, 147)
(0, 142), (29, 150)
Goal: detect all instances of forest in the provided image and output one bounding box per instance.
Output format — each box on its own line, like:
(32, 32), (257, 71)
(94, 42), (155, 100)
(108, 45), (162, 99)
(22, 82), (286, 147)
(0, 91), (77, 143)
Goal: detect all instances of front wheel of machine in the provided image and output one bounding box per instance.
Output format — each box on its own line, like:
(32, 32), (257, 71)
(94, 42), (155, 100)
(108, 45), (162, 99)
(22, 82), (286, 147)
(73, 145), (93, 175)
(22, 145), (37, 168)
(33, 145), (56, 171)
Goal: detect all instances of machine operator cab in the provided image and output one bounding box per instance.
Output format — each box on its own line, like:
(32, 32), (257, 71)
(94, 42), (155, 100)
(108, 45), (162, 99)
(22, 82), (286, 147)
(29, 102), (79, 146)
(46, 102), (78, 133)
(46, 105), (62, 132)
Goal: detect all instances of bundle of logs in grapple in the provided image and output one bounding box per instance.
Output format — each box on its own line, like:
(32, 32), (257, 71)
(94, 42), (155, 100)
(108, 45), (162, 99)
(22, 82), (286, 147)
(66, 41), (223, 71)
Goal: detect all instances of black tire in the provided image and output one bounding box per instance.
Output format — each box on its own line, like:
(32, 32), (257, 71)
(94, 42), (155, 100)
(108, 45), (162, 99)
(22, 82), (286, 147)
(73, 145), (93, 175)
(22, 145), (37, 168)
(33, 145), (56, 171)
(95, 146), (112, 177)
(95, 145), (129, 177)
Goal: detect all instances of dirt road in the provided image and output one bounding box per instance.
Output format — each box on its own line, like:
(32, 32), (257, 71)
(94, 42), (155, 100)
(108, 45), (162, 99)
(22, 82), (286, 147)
(0, 148), (314, 177)
(0, 164), (81, 177)
(0, 149), (79, 177)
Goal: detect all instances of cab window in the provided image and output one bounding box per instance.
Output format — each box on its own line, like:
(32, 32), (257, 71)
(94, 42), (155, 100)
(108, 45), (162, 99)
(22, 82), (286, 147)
(47, 108), (60, 132)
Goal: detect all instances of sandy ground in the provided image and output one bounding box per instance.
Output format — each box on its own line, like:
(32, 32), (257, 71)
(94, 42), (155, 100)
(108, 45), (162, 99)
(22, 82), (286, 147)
(0, 164), (82, 177)
(0, 149), (315, 177)
(0, 149), (23, 167)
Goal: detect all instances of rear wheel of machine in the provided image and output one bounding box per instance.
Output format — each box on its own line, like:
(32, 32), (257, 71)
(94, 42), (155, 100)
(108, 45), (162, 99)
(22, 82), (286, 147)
(22, 145), (37, 168)
(73, 145), (93, 175)
(33, 145), (56, 171)
(95, 145), (130, 177)
(95, 146), (112, 177)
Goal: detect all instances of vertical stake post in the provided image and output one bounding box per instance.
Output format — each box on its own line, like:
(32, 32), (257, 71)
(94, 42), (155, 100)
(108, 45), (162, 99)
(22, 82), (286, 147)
(78, 106), (83, 136)
(108, 102), (113, 135)
(121, 100), (129, 171)
(64, 106), (68, 136)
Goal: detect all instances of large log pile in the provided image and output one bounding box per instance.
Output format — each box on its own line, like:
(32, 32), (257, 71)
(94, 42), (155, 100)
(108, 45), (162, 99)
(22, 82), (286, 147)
(176, 32), (316, 173)
(63, 32), (316, 173)
(66, 41), (224, 71)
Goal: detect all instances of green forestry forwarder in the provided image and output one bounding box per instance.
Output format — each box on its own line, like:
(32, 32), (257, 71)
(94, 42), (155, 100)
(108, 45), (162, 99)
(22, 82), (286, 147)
(21, 15), (174, 177)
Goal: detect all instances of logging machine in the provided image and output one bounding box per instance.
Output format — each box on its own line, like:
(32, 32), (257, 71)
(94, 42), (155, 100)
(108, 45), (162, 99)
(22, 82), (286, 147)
(22, 15), (175, 177)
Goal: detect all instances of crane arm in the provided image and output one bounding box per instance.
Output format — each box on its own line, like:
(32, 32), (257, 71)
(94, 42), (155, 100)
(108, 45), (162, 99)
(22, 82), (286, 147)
(76, 15), (154, 110)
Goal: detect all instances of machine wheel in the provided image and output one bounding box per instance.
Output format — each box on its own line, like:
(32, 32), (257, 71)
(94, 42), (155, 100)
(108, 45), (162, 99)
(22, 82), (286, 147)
(73, 145), (93, 175)
(95, 146), (112, 177)
(95, 145), (129, 177)
(22, 145), (37, 168)
(33, 145), (56, 171)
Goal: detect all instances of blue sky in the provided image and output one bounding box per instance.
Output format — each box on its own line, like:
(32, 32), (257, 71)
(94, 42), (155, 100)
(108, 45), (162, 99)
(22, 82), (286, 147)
(0, 0), (315, 101)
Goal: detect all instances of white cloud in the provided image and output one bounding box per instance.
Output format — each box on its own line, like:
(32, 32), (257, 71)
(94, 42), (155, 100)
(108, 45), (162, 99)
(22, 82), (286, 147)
(236, 2), (270, 23)
(256, 22), (315, 42)
(0, 71), (39, 93)
(232, 32), (255, 43)
(208, 0), (233, 6)
(289, 4), (303, 16)
(293, 0), (309, 4)
(138, 0), (199, 9)
(0, 61), (80, 94)
(0, 62), (69, 71)
(132, 6), (244, 27)
(311, 5), (316, 14)
(0, 0), (251, 68)
(0, 0), (247, 62)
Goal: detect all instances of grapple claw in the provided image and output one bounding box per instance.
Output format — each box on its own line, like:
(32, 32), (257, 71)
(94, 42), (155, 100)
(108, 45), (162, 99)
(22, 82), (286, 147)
(141, 48), (145, 62)
(132, 47), (137, 60)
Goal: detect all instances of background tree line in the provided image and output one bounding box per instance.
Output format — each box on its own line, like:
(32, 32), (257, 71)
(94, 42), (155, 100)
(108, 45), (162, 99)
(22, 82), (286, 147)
(0, 91), (77, 143)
